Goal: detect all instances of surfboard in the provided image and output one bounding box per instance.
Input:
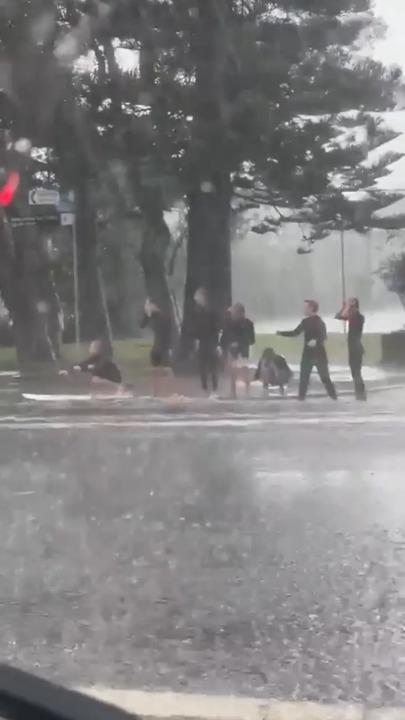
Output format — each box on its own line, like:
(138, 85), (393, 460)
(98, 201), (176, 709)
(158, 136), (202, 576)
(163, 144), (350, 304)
(22, 393), (133, 402)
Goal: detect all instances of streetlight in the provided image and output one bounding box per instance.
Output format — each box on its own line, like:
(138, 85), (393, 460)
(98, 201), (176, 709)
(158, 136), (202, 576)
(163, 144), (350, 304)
(336, 213), (346, 335)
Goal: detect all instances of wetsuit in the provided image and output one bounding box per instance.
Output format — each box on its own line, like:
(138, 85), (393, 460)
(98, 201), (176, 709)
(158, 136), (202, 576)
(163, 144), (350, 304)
(193, 306), (220, 392)
(78, 354), (122, 384)
(141, 311), (172, 368)
(255, 353), (292, 390)
(221, 318), (255, 362)
(279, 316), (337, 400)
(336, 309), (366, 400)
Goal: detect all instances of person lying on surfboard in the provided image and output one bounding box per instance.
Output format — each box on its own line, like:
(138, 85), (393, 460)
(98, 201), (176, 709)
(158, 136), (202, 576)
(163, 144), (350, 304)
(59, 340), (124, 392)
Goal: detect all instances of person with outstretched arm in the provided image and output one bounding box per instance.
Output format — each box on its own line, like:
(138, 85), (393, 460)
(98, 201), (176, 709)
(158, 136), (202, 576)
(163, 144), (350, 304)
(277, 300), (337, 401)
(335, 297), (366, 401)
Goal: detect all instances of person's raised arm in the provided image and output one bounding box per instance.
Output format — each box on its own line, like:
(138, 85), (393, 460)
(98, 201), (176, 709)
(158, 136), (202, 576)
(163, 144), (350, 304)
(335, 301), (349, 321)
(277, 321), (304, 338)
(140, 313), (149, 330)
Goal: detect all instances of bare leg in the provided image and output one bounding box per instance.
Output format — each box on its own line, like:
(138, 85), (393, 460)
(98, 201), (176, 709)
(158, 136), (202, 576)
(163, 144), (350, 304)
(241, 365), (250, 397)
(230, 365), (238, 399)
(151, 368), (161, 397)
(165, 367), (177, 397)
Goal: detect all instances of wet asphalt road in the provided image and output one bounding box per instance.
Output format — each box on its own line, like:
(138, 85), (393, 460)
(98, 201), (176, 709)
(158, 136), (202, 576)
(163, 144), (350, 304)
(0, 406), (405, 706)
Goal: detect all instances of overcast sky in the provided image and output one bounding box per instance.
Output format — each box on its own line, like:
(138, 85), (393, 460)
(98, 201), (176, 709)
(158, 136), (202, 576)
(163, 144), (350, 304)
(374, 0), (405, 68)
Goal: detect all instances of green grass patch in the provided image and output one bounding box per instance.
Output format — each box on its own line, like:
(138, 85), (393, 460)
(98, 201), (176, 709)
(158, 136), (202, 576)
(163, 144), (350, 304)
(0, 347), (17, 372)
(0, 334), (383, 375)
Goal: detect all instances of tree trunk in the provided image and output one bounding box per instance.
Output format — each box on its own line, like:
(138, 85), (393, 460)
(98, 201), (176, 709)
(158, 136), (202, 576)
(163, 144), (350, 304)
(76, 176), (112, 349)
(180, 0), (232, 356)
(139, 201), (178, 342)
(12, 227), (57, 365)
(181, 174), (232, 354)
(1, 194), (58, 368)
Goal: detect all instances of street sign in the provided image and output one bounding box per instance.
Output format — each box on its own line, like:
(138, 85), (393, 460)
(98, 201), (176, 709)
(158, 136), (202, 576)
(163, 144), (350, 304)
(10, 217), (36, 228)
(29, 188), (60, 206)
(61, 212), (75, 226)
(10, 213), (59, 228)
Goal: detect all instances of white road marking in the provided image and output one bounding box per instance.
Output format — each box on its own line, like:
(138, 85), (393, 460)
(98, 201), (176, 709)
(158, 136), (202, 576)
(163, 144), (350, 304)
(79, 688), (399, 720)
(0, 418), (267, 430)
(1, 409), (405, 431)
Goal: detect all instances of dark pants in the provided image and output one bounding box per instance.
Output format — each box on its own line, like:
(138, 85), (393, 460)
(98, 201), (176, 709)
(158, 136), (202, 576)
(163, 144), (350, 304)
(349, 344), (366, 400)
(299, 347), (337, 400)
(198, 343), (218, 392)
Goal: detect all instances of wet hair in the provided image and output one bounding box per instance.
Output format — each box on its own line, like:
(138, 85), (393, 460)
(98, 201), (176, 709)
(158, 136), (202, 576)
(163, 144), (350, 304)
(349, 297), (360, 310)
(194, 287), (209, 303)
(305, 299), (319, 314)
(90, 339), (108, 357)
(232, 302), (246, 318)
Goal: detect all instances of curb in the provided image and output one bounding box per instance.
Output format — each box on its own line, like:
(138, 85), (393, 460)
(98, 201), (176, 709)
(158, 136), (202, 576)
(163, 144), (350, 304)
(80, 688), (402, 720)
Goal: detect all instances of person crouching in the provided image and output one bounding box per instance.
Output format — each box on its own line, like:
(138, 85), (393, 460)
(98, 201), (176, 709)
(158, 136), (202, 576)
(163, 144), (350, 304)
(59, 339), (124, 394)
(254, 347), (293, 397)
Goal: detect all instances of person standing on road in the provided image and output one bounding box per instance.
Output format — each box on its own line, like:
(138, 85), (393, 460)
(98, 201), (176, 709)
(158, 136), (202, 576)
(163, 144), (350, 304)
(193, 288), (220, 397)
(221, 303), (255, 398)
(335, 298), (366, 401)
(277, 300), (337, 401)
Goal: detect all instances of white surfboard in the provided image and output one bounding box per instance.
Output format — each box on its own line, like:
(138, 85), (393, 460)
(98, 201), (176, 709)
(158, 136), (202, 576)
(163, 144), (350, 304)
(22, 393), (133, 402)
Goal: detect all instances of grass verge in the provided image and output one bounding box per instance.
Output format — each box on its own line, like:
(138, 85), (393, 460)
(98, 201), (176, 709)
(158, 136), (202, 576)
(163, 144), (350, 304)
(0, 334), (382, 375)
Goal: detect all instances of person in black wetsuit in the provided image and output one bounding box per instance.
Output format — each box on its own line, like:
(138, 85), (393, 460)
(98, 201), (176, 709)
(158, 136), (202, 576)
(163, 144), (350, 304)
(335, 297), (366, 400)
(59, 339), (124, 393)
(221, 303), (255, 398)
(141, 299), (173, 397)
(76, 340), (122, 385)
(193, 288), (220, 396)
(277, 300), (337, 401)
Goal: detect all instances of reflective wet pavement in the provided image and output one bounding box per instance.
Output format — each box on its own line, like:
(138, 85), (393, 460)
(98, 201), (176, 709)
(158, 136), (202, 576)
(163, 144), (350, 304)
(0, 406), (405, 706)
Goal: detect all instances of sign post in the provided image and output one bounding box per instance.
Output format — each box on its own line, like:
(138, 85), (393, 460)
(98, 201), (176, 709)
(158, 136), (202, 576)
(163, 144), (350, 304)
(12, 186), (80, 346)
(61, 211), (80, 346)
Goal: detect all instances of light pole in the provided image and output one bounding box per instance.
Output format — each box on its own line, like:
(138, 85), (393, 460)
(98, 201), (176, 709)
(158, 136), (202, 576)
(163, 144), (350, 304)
(338, 214), (347, 334)
(340, 219), (346, 304)
(61, 209), (80, 345)
(72, 216), (80, 346)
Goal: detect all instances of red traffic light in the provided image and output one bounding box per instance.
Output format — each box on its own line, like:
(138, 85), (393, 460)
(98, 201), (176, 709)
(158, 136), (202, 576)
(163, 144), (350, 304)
(0, 171), (20, 207)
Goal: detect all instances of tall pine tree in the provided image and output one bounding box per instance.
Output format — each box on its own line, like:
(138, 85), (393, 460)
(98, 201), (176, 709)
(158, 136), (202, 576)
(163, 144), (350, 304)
(111, 1), (399, 350)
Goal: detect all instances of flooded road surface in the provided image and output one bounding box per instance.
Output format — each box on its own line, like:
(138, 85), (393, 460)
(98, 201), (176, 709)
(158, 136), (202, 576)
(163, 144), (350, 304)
(0, 410), (405, 706)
